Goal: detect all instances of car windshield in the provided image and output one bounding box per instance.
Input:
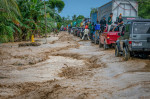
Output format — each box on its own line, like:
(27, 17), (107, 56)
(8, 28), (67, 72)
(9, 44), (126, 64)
(133, 22), (150, 34)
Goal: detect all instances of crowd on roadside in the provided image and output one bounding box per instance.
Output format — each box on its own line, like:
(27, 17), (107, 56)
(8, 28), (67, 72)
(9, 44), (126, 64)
(79, 13), (124, 40)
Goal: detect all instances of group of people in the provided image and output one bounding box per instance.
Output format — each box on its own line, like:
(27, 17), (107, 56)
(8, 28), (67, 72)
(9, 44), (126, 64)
(82, 13), (124, 40)
(100, 13), (124, 32)
(82, 22), (95, 40)
(71, 13), (124, 40)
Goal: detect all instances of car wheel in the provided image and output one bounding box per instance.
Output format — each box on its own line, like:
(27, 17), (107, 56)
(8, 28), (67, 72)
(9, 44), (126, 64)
(141, 54), (148, 59)
(80, 33), (82, 39)
(115, 45), (120, 57)
(104, 41), (107, 50)
(123, 47), (130, 61)
(99, 39), (103, 48)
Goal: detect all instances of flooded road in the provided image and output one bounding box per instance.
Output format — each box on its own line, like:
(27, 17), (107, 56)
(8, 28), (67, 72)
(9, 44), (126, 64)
(0, 32), (150, 99)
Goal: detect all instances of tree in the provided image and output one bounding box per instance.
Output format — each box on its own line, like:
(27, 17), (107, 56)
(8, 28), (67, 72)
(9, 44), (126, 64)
(77, 15), (84, 20)
(138, 0), (150, 19)
(17, 0), (56, 40)
(72, 15), (77, 20)
(0, 0), (21, 42)
(90, 8), (98, 17)
(48, 0), (65, 13)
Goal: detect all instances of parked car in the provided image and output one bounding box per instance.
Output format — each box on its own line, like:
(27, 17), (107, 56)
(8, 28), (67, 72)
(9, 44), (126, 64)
(115, 19), (150, 61)
(99, 25), (121, 50)
(71, 27), (77, 34)
(76, 27), (82, 37)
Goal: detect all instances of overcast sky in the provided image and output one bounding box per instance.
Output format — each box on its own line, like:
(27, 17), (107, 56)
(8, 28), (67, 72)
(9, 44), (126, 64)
(59, 0), (111, 18)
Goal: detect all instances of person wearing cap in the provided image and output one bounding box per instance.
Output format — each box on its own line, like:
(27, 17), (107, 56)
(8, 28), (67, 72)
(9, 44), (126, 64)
(82, 23), (90, 40)
(112, 15), (124, 32)
(85, 23), (88, 29)
(100, 17), (106, 33)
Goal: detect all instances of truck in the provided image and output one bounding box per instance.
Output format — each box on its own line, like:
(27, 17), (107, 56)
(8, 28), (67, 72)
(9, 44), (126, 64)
(91, 13), (97, 25)
(97, 0), (138, 23)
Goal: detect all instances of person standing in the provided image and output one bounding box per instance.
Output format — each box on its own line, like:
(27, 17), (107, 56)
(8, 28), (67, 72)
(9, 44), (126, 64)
(107, 13), (113, 32)
(82, 23), (89, 40)
(85, 23), (88, 29)
(89, 22), (92, 39)
(90, 23), (95, 41)
(100, 17), (106, 33)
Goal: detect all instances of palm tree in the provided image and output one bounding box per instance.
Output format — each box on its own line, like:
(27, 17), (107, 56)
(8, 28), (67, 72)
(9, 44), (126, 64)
(0, 0), (21, 18)
(72, 15), (77, 21)
(0, 0), (21, 42)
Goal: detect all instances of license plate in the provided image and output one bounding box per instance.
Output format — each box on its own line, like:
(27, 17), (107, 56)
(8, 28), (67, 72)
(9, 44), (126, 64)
(132, 42), (142, 46)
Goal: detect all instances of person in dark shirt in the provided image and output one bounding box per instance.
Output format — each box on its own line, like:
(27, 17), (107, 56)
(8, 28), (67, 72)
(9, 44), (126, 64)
(100, 17), (106, 32)
(90, 23), (95, 41)
(112, 15), (124, 32)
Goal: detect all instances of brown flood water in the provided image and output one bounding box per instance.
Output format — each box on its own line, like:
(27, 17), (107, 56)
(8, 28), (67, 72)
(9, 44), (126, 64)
(0, 32), (150, 99)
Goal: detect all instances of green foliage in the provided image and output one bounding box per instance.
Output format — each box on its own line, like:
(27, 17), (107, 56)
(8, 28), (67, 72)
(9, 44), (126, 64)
(90, 8), (98, 16)
(0, 0), (19, 42)
(77, 15), (84, 20)
(72, 15), (77, 21)
(138, 0), (150, 19)
(0, 0), (65, 43)
(48, 0), (65, 13)
(57, 22), (61, 30)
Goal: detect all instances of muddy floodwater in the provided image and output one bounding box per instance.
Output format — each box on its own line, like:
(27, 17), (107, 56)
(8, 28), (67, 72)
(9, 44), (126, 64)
(0, 32), (150, 99)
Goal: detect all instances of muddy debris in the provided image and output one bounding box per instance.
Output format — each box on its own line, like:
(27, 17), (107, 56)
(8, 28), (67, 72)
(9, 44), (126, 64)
(18, 42), (41, 47)
(86, 56), (106, 69)
(1, 32), (150, 99)
(0, 80), (56, 99)
(58, 34), (74, 42)
(59, 67), (85, 78)
(52, 53), (82, 60)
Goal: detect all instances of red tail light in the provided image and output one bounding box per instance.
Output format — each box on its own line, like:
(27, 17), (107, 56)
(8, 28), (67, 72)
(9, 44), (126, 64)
(129, 41), (132, 44)
(107, 36), (110, 39)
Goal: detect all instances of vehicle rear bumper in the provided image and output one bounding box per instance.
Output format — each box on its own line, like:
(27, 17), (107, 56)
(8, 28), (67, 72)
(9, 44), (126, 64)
(131, 48), (150, 52)
(106, 40), (116, 44)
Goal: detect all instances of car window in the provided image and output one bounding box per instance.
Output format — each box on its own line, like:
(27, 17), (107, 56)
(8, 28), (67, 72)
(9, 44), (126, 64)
(133, 22), (150, 34)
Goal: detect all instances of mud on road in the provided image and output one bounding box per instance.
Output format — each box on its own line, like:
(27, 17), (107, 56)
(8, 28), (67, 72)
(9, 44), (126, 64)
(0, 32), (150, 99)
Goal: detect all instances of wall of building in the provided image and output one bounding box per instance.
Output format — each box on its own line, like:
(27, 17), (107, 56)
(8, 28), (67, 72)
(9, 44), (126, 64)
(98, 0), (138, 23)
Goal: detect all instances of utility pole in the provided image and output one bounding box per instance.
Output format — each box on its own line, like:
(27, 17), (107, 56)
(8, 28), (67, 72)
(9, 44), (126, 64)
(44, 0), (47, 43)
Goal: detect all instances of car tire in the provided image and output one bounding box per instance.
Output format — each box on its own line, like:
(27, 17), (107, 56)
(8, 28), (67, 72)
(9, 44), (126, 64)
(115, 45), (120, 57)
(142, 54), (148, 59)
(123, 47), (130, 61)
(104, 41), (107, 50)
(80, 33), (82, 39)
